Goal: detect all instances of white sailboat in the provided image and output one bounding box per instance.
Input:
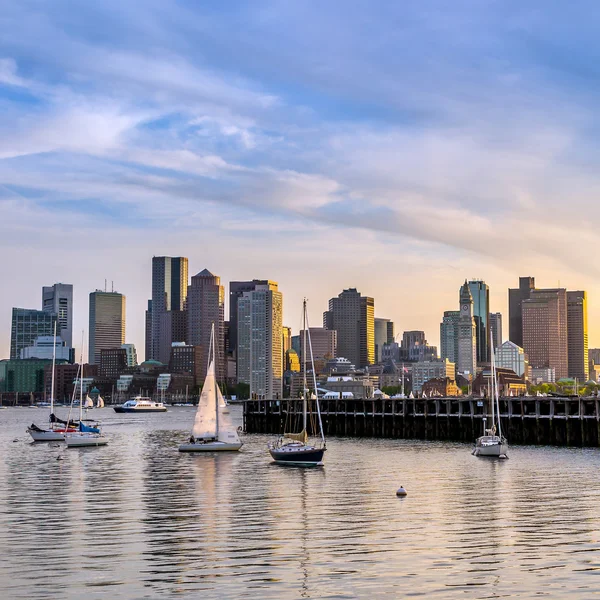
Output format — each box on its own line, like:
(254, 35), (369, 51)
(65, 345), (108, 448)
(27, 323), (77, 442)
(84, 395), (94, 409)
(96, 395), (105, 408)
(179, 324), (242, 452)
(472, 334), (508, 458)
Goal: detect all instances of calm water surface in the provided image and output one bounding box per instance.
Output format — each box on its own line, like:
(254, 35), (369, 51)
(1, 406), (600, 599)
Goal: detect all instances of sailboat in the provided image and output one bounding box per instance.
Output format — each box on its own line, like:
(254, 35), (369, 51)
(27, 323), (78, 442)
(268, 299), (326, 466)
(96, 395), (105, 408)
(472, 333), (508, 458)
(84, 395), (94, 409)
(179, 324), (242, 452)
(65, 347), (108, 448)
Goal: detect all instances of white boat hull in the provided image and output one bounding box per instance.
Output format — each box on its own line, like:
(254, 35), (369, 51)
(65, 434), (108, 448)
(472, 438), (508, 458)
(28, 429), (66, 442)
(178, 441), (243, 452)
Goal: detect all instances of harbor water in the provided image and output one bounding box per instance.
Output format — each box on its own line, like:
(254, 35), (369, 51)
(1, 406), (600, 598)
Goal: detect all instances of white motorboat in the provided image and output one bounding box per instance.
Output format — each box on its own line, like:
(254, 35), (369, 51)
(114, 397), (167, 413)
(473, 332), (508, 459)
(179, 325), (242, 453)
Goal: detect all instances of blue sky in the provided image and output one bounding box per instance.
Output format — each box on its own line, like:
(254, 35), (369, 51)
(2, 1), (600, 357)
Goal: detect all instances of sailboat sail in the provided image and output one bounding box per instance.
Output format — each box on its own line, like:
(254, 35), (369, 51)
(96, 396), (105, 408)
(284, 430), (308, 443)
(192, 361), (218, 440)
(84, 395), (94, 408)
(216, 384), (241, 444)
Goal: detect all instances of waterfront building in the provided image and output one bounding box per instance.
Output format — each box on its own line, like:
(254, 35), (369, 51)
(45, 363), (98, 402)
(411, 359), (455, 392)
(374, 318), (394, 363)
(468, 280), (490, 363)
(472, 367), (526, 396)
(169, 343), (203, 387)
(20, 336), (70, 361)
(89, 290), (126, 365)
(508, 276), (535, 347)
(158, 310), (187, 365)
(589, 348), (600, 381)
(495, 340), (528, 377)
(522, 288), (568, 380)
(421, 377), (460, 397)
(489, 312), (503, 352)
(99, 348), (128, 378)
(42, 283), (73, 348)
(531, 367), (556, 384)
(0, 358), (65, 393)
(457, 281), (477, 380)
(237, 281), (283, 399)
(567, 290), (588, 381)
(10, 308), (57, 360)
(121, 343), (138, 367)
(440, 310), (460, 364)
(323, 288), (375, 368)
(186, 269), (225, 381)
(321, 376), (375, 399)
(150, 256), (188, 361)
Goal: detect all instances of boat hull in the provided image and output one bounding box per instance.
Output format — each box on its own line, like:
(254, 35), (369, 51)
(269, 446), (326, 466)
(472, 439), (508, 458)
(178, 441), (243, 452)
(28, 429), (67, 442)
(113, 407), (168, 413)
(65, 435), (108, 447)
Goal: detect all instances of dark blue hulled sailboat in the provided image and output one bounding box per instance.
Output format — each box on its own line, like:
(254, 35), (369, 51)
(268, 299), (326, 466)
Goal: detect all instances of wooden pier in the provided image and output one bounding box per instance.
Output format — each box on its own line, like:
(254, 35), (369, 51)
(244, 396), (600, 447)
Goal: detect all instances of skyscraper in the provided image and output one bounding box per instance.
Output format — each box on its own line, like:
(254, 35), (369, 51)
(42, 283), (73, 348)
(522, 288), (568, 380)
(489, 312), (503, 352)
(10, 308), (57, 360)
(89, 291), (126, 365)
(567, 290), (588, 381)
(508, 276), (535, 347)
(150, 256), (188, 360)
(229, 280), (269, 360)
(237, 281), (283, 399)
(323, 288), (375, 368)
(457, 281), (477, 378)
(144, 300), (152, 362)
(440, 310), (460, 364)
(374, 318), (394, 362)
(468, 280), (490, 363)
(186, 269), (225, 381)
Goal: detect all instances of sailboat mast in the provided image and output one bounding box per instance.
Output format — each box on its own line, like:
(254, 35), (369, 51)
(79, 332), (84, 423)
(302, 299), (307, 433)
(305, 306), (325, 445)
(211, 323), (218, 435)
(50, 320), (56, 421)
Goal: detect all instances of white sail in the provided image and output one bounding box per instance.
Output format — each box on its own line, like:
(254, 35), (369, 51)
(84, 395), (94, 408)
(192, 360), (218, 440)
(96, 396), (105, 408)
(216, 384), (241, 444)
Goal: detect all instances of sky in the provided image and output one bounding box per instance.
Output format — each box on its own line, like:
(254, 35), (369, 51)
(2, 0), (600, 360)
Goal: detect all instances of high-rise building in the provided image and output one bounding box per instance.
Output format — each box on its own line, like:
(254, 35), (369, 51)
(522, 288), (568, 380)
(20, 336), (70, 361)
(440, 311), (460, 364)
(300, 327), (337, 367)
(99, 348), (128, 378)
(374, 318), (394, 363)
(489, 312), (503, 352)
(158, 310), (187, 365)
(468, 280), (490, 363)
(145, 300), (152, 362)
(121, 343), (138, 367)
(237, 281), (283, 399)
(150, 256), (188, 360)
(42, 283), (73, 348)
(457, 281), (477, 379)
(495, 340), (528, 377)
(169, 344), (204, 387)
(10, 308), (57, 360)
(508, 276), (535, 347)
(187, 269), (225, 381)
(88, 291), (126, 365)
(323, 288), (374, 368)
(401, 331), (437, 362)
(567, 290), (588, 381)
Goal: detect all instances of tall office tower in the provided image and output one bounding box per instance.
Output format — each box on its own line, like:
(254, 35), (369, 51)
(300, 327), (337, 368)
(467, 280), (490, 363)
(522, 288), (568, 380)
(374, 318), (394, 363)
(567, 290), (588, 381)
(282, 325), (292, 369)
(489, 312), (503, 352)
(89, 291), (126, 365)
(42, 283), (73, 348)
(121, 343), (138, 367)
(158, 310), (187, 365)
(237, 281), (283, 399)
(401, 330), (437, 361)
(10, 308), (57, 359)
(145, 300), (152, 362)
(186, 269), (225, 381)
(151, 256), (188, 360)
(229, 280), (269, 361)
(457, 281), (477, 378)
(508, 276), (535, 347)
(440, 310), (460, 363)
(323, 288), (375, 368)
